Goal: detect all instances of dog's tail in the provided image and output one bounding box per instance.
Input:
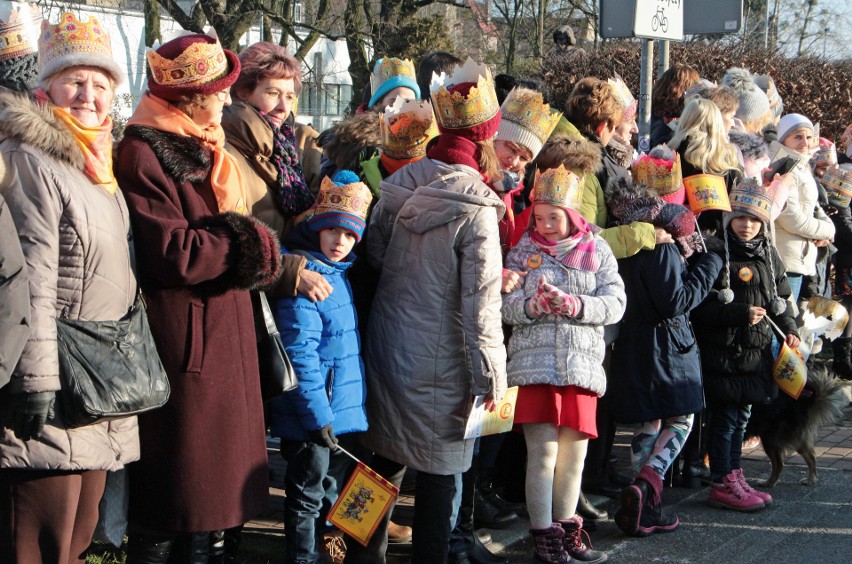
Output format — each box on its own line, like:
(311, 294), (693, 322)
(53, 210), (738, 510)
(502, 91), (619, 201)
(801, 364), (848, 441)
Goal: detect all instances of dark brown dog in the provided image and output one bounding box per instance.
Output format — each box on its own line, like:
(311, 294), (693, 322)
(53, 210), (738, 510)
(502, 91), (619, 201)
(745, 363), (848, 486)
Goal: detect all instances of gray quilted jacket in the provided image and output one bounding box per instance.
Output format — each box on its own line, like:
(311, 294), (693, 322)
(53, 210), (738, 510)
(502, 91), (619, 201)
(362, 157), (508, 475)
(502, 231), (626, 396)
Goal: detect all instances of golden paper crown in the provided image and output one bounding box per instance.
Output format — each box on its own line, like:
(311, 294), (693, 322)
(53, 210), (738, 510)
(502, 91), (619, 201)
(607, 74), (636, 113)
(812, 144), (838, 167)
(430, 58), (500, 130)
(823, 167), (852, 198)
(730, 178), (773, 224)
(370, 57), (416, 96)
(500, 87), (562, 147)
(631, 153), (683, 195)
(147, 39), (228, 87)
(0, 2), (41, 62)
(314, 176), (373, 223)
(683, 173), (732, 213)
(39, 13), (114, 76)
(381, 98), (439, 160)
(531, 165), (583, 212)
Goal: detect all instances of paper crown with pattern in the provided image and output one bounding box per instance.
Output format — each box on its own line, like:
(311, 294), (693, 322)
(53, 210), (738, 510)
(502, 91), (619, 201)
(308, 174), (374, 241)
(148, 37), (228, 89)
(38, 12), (123, 84)
(683, 173), (732, 214)
(369, 57), (419, 108)
(812, 144), (838, 168)
(823, 166), (852, 199)
(531, 165), (583, 212)
(381, 98), (439, 160)
(729, 177), (773, 224)
(0, 2), (41, 62)
(430, 58), (500, 130)
(607, 74), (638, 121)
(631, 151), (683, 196)
(497, 87), (562, 158)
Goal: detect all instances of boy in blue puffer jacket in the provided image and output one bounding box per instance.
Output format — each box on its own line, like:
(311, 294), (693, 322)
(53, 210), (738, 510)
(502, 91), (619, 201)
(269, 170), (373, 563)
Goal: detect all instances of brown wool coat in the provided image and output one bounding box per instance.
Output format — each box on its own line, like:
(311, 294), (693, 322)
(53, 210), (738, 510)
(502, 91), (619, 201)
(115, 124), (269, 533)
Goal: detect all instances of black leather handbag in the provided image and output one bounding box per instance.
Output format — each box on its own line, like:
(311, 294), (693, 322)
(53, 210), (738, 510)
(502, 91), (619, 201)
(252, 291), (298, 401)
(55, 293), (170, 428)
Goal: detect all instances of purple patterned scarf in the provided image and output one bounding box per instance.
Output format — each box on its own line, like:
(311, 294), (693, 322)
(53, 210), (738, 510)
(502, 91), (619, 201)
(263, 113), (314, 217)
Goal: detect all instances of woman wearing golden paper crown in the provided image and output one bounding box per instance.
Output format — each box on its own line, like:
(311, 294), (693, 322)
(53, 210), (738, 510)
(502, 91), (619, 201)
(114, 33), (281, 561)
(0, 12), (141, 560)
(344, 59), (508, 564)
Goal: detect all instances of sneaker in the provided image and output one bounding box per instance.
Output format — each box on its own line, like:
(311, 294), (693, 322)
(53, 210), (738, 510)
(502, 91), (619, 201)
(635, 502), (680, 537)
(707, 472), (765, 512)
(733, 469), (772, 505)
(560, 515), (607, 563)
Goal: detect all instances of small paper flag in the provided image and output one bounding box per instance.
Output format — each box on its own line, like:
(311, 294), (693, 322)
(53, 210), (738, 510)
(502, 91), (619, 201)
(772, 342), (808, 399)
(327, 461), (399, 547)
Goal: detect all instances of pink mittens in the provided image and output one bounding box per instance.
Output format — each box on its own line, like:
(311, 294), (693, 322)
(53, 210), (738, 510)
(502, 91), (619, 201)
(526, 276), (583, 318)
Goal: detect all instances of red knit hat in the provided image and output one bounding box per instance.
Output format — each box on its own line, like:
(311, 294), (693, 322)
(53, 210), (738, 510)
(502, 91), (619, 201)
(147, 34), (240, 101)
(437, 82), (501, 141)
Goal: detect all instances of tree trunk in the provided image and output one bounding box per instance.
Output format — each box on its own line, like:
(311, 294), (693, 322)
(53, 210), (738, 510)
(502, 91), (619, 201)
(797, 0), (818, 56)
(345, 0), (370, 112)
(143, 0), (161, 48)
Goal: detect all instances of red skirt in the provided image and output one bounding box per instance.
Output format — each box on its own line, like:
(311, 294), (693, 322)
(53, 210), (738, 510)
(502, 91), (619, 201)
(514, 384), (598, 438)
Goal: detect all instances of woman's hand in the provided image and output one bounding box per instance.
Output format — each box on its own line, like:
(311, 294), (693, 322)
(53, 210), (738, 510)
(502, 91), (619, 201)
(814, 239), (831, 248)
(747, 305), (766, 325)
(786, 333), (801, 348)
(297, 269), (333, 302)
(502, 268), (527, 293)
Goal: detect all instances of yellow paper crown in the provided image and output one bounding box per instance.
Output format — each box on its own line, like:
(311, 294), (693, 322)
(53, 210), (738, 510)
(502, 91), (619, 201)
(532, 165), (583, 212)
(314, 176), (373, 222)
(147, 39), (228, 87)
(381, 98), (438, 160)
(500, 87), (562, 147)
(823, 167), (852, 198)
(631, 153), (683, 196)
(39, 13), (112, 73)
(607, 74), (636, 113)
(683, 173), (732, 213)
(430, 58), (499, 130)
(0, 2), (41, 62)
(370, 57), (416, 96)
(730, 178), (773, 224)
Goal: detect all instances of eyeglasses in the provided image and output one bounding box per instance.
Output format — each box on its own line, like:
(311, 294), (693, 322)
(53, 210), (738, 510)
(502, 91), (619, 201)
(214, 90), (230, 102)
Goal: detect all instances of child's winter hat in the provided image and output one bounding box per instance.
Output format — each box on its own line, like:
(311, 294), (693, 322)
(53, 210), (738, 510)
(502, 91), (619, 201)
(497, 86), (562, 159)
(721, 67), (770, 124)
(754, 74), (783, 119)
(308, 170), (373, 242)
(369, 57), (420, 109)
(631, 145), (684, 204)
(38, 12), (123, 85)
(607, 74), (638, 122)
(777, 113), (814, 144)
(430, 58), (501, 141)
(0, 2), (41, 91)
(380, 97), (438, 160)
(726, 177), (773, 226)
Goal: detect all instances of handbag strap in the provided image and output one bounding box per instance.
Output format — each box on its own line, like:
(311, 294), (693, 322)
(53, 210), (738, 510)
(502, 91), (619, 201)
(257, 291), (278, 334)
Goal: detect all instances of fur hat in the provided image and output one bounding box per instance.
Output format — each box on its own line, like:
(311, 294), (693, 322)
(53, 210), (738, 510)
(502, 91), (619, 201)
(497, 87), (561, 158)
(722, 68), (770, 124)
(369, 57), (420, 109)
(147, 34), (240, 101)
(0, 2), (41, 91)
(38, 12), (123, 85)
(777, 113), (814, 144)
(307, 170), (373, 242)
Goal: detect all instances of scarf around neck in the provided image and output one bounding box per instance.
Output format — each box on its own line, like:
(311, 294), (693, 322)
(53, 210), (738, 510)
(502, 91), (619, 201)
(606, 134), (635, 169)
(427, 134), (482, 176)
(531, 225), (599, 273)
(380, 153), (420, 176)
(34, 88), (117, 194)
(127, 92), (247, 214)
(262, 112), (314, 217)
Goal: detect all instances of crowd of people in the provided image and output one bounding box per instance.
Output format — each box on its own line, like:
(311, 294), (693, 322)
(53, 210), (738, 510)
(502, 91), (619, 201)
(1, 4), (851, 564)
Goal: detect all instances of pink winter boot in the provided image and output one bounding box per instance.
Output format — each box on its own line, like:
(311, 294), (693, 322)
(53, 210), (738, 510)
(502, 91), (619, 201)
(708, 471), (765, 512)
(558, 515), (607, 563)
(733, 468), (773, 505)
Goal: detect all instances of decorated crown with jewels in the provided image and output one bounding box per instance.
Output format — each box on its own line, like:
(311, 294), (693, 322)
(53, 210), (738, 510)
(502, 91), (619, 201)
(39, 13), (112, 72)
(147, 38), (228, 87)
(631, 151), (683, 196)
(0, 2), (41, 62)
(532, 165), (583, 212)
(381, 98), (439, 160)
(314, 175), (373, 223)
(430, 58), (500, 130)
(500, 87), (562, 147)
(370, 57), (416, 95)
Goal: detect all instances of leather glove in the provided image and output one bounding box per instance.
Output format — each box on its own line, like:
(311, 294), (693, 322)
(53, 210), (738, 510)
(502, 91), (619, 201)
(1, 391), (55, 441)
(539, 280), (583, 318)
(308, 424), (338, 450)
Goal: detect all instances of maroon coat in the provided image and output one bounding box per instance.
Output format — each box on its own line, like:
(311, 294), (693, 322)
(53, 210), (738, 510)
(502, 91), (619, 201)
(115, 125), (278, 533)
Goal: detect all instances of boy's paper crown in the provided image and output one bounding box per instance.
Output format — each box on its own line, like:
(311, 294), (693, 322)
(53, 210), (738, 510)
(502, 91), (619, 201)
(631, 146), (683, 197)
(430, 58), (500, 132)
(0, 2), (41, 62)
(381, 98), (438, 160)
(729, 177), (773, 224)
(308, 171), (374, 242)
(369, 57), (420, 109)
(497, 87), (562, 158)
(531, 165), (583, 212)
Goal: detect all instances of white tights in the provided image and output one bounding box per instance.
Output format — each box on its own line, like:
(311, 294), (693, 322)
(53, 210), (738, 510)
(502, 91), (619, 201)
(523, 423), (589, 530)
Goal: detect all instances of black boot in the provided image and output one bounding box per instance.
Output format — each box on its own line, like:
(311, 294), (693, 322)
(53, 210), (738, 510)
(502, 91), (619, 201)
(125, 533), (174, 564)
(833, 337), (852, 380)
(635, 500), (679, 537)
(576, 490), (607, 532)
(468, 532), (508, 564)
(474, 488), (519, 529)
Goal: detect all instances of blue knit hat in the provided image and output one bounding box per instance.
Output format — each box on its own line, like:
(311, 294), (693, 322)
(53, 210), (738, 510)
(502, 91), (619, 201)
(308, 170), (373, 242)
(368, 57), (420, 109)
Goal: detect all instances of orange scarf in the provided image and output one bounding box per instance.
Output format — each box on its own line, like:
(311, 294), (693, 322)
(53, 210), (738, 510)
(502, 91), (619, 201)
(380, 154), (421, 176)
(127, 92), (247, 214)
(34, 89), (118, 195)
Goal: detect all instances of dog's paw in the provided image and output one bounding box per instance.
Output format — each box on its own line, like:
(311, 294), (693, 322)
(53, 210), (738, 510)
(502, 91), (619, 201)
(756, 478), (777, 488)
(800, 476), (817, 486)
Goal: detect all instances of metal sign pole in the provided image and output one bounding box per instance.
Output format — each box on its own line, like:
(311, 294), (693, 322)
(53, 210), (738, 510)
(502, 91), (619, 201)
(638, 38), (655, 154)
(658, 39), (670, 76)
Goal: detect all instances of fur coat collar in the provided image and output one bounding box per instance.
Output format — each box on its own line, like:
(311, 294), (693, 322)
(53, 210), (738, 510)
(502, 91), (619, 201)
(0, 89), (84, 170)
(123, 124), (212, 184)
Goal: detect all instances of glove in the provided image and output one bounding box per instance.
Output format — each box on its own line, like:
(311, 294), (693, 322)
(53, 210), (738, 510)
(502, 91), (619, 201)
(1, 391), (55, 441)
(309, 424), (339, 450)
(539, 280), (582, 318)
(525, 292), (553, 318)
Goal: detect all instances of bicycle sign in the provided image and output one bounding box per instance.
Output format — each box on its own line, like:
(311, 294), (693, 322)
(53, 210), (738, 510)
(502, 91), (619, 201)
(634, 0), (684, 41)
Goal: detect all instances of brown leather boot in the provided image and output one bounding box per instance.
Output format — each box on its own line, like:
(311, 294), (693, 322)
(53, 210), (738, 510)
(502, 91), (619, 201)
(387, 520), (413, 544)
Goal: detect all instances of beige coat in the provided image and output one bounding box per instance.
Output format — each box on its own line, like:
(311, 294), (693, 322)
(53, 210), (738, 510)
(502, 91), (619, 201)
(0, 90), (139, 471)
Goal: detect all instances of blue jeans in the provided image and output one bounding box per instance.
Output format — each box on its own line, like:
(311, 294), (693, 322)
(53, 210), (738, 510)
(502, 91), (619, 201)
(708, 402), (752, 482)
(281, 439), (353, 563)
(787, 273), (804, 302)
